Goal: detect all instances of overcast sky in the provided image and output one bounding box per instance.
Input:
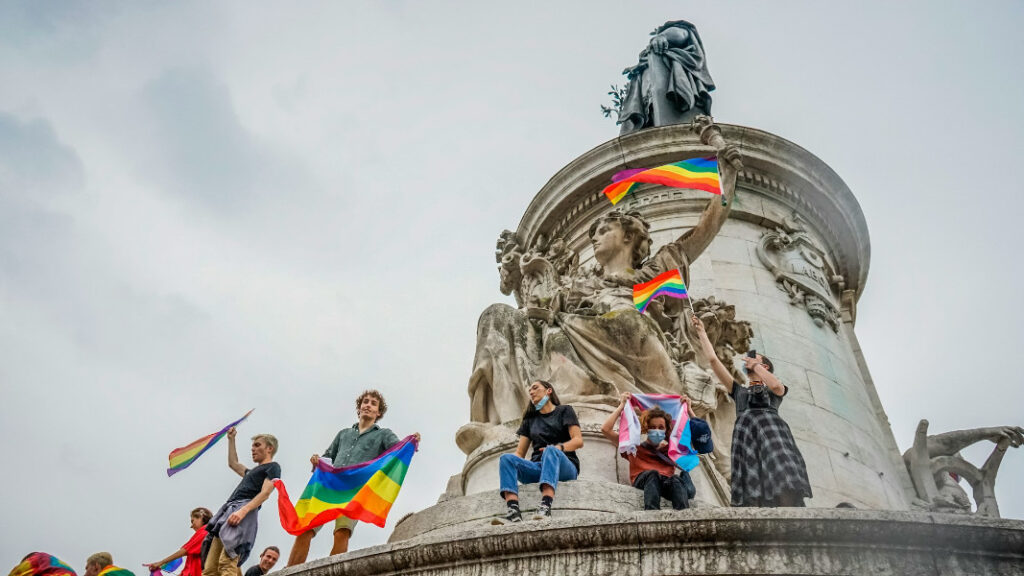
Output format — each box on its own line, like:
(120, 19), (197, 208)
(2, 0), (1023, 571)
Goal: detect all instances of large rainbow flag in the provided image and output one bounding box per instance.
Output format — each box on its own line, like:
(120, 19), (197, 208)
(633, 269), (688, 313)
(9, 553), (76, 576)
(603, 157), (721, 205)
(167, 410), (253, 477)
(618, 393), (699, 471)
(274, 435), (418, 533)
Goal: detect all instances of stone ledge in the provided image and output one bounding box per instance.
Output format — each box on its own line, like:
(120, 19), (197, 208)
(280, 508), (1024, 576)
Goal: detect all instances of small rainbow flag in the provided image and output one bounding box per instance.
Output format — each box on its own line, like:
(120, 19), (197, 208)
(274, 435), (418, 533)
(9, 553), (76, 576)
(633, 269), (688, 313)
(97, 567), (134, 576)
(167, 410), (253, 477)
(603, 157), (721, 205)
(150, 559), (182, 576)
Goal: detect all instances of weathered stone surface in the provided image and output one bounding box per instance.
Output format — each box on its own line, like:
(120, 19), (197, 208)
(282, 509), (1024, 576)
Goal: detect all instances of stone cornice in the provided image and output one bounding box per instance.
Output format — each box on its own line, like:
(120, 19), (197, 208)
(279, 509), (1023, 576)
(516, 123), (871, 298)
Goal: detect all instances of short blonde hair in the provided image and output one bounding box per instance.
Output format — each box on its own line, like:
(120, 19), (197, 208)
(86, 553), (112, 569)
(251, 434), (278, 455)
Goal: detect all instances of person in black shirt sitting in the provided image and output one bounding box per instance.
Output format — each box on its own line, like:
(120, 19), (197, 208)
(497, 381), (583, 522)
(242, 547), (278, 576)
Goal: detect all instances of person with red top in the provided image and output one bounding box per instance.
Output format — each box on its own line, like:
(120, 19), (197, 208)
(144, 507), (213, 576)
(601, 393), (695, 510)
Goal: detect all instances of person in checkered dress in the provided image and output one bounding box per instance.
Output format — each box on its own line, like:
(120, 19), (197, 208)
(691, 314), (812, 507)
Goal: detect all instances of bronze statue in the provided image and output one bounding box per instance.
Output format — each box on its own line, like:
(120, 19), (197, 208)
(617, 20), (716, 135)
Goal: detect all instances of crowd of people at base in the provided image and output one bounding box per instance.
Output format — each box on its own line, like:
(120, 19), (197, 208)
(26, 336), (814, 575)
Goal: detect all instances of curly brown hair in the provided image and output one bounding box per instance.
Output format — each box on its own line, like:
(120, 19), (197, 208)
(587, 210), (652, 269)
(640, 406), (672, 433)
(356, 389), (388, 421)
(191, 507), (213, 524)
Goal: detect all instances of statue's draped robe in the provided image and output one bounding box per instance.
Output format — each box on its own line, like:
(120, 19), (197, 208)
(618, 22), (715, 135)
(469, 243), (694, 425)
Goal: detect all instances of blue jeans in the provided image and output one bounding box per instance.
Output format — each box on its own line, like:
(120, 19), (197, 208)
(499, 448), (578, 497)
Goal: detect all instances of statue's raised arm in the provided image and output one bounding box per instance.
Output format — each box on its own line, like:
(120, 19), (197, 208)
(640, 116), (742, 284)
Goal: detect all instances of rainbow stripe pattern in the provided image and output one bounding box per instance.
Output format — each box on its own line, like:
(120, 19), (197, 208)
(274, 435), (418, 533)
(9, 553), (76, 576)
(97, 567), (134, 576)
(603, 157), (721, 205)
(633, 269), (688, 313)
(618, 393), (699, 471)
(167, 410), (253, 477)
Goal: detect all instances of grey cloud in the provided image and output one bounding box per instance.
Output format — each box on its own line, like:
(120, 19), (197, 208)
(136, 67), (304, 212)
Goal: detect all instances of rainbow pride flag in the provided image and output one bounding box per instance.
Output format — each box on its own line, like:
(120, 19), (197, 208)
(148, 559), (182, 576)
(633, 269), (687, 313)
(274, 435), (418, 533)
(167, 410), (253, 477)
(97, 567), (134, 576)
(603, 157), (721, 205)
(618, 393), (699, 471)
(9, 553), (76, 576)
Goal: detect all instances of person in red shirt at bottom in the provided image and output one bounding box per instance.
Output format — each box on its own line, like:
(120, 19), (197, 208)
(144, 507), (213, 576)
(601, 393), (695, 510)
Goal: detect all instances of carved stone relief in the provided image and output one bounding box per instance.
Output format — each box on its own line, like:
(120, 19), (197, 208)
(756, 214), (845, 331)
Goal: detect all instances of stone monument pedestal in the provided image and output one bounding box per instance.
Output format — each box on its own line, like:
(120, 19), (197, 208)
(281, 508), (1024, 576)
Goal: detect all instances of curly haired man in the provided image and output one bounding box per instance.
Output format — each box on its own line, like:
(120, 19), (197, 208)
(287, 390), (420, 565)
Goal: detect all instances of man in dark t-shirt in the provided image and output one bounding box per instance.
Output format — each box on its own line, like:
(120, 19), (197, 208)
(241, 547), (278, 576)
(202, 428), (281, 576)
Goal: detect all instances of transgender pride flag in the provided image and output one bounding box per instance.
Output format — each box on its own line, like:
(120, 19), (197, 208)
(617, 393), (699, 471)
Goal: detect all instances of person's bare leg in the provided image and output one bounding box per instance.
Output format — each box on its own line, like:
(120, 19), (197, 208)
(540, 484), (555, 498)
(287, 531), (314, 567)
(330, 528), (352, 555)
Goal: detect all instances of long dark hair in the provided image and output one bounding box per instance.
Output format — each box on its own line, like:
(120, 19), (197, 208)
(522, 380), (561, 419)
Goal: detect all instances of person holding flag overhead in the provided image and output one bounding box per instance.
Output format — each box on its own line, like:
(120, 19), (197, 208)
(690, 314), (812, 507)
(143, 507), (212, 576)
(601, 392), (696, 510)
(202, 429), (280, 576)
(285, 390), (420, 566)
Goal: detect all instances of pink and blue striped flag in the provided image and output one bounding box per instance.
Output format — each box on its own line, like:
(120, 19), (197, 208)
(617, 393), (699, 471)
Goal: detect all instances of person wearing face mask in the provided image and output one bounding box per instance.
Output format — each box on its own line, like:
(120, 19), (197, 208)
(601, 393), (695, 510)
(497, 380), (583, 522)
(691, 315), (812, 507)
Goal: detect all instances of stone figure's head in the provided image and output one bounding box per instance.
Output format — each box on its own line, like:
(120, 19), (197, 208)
(587, 210), (651, 269)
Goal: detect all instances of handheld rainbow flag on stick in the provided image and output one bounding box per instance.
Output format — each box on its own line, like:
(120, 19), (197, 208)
(148, 559), (182, 576)
(618, 393), (699, 471)
(167, 409), (253, 477)
(603, 157), (722, 205)
(633, 269), (691, 314)
(274, 435), (418, 534)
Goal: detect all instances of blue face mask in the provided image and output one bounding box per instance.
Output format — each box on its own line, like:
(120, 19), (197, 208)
(534, 394), (550, 411)
(647, 429), (666, 445)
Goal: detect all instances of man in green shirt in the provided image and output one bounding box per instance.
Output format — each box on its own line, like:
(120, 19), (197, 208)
(286, 389), (420, 565)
